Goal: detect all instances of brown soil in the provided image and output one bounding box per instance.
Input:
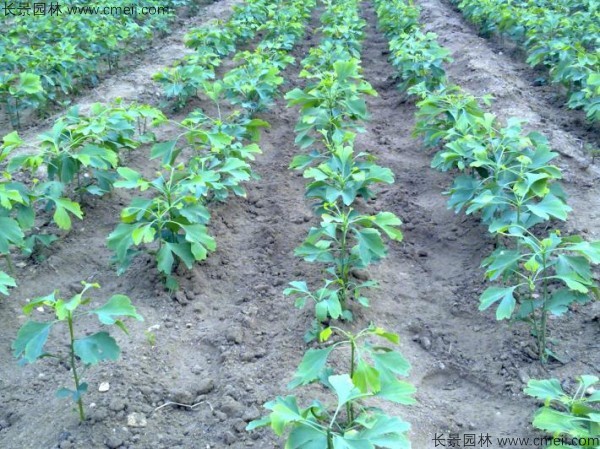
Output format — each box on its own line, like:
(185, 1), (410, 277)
(1, 1), (598, 449)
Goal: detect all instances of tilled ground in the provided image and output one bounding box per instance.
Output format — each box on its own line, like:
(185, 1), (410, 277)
(0, 0), (599, 448)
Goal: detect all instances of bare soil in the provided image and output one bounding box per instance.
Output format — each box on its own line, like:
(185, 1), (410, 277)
(1, 1), (598, 449)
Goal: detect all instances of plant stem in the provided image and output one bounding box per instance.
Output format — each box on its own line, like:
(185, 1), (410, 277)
(338, 215), (349, 307)
(327, 429), (334, 449)
(539, 254), (549, 363)
(67, 313), (85, 421)
(346, 339), (356, 426)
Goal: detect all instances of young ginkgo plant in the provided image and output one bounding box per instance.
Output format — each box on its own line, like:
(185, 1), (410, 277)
(286, 59), (377, 149)
(480, 228), (600, 362)
(247, 325), (415, 449)
(524, 375), (600, 447)
(6, 102), (157, 198)
(12, 282), (143, 421)
(107, 164), (216, 290)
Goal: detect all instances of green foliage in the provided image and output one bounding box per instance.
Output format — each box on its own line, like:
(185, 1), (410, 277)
(480, 229), (600, 362)
(223, 51), (286, 113)
(0, 270), (16, 296)
(525, 375), (600, 448)
(248, 326), (414, 449)
(285, 139), (401, 337)
(286, 59), (377, 149)
(152, 64), (214, 109)
(6, 101), (162, 198)
(453, 0), (600, 121)
(388, 31), (452, 93)
(375, 0), (599, 362)
(12, 282), (143, 420)
(0, 0), (185, 126)
(0, 72), (45, 128)
(107, 164), (216, 290)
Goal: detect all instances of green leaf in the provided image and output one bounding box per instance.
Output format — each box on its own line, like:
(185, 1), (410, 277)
(483, 249), (521, 280)
(16, 73), (43, 94)
(267, 396), (304, 436)
(372, 350), (411, 377)
(373, 327), (400, 344)
(114, 167), (143, 189)
(73, 331), (120, 365)
(376, 373), (416, 405)
(354, 413), (411, 448)
(246, 415), (271, 432)
(532, 407), (586, 435)
(554, 273), (590, 294)
(354, 228), (386, 265)
(564, 241), (600, 264)
(373, 212), (403, 241)
(181, 224), (216, 260)
(288, 347), (334, 389)
(2, 131), (23, 153)
(52, 198), (83, 230)
(91, 294), (143, 325)
(13, 321), (53, 363)
(288, 424), (329, 449)
(524, 379), (565, 402)
(330, 374), (364, 408)
(353, 360), (381, 394)
(151, 140), (180, 165)
(332, 435), (372, 449)
(157, 244), (175, 275)
(132, 224), (156, 245)
(526, 194), (571, 221)
(0, 216), (24, 253)
(0, 271), (16, 295)
(479, 286), (517, 320)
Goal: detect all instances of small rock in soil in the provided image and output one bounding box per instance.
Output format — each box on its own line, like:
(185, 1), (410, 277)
(171, 388), (196, 405)
(420, 336), (432, 350)
(98, 382), (110, 392)
(220, 396), (244, 418)
(226, 328), (243, 344)
(242, 406), (261, 422)
(105, 436), (123, 449)
(174, 291), (188, 305)
(127, 412), (147, 428)
(517, 369), (530, 384)
(234, 419), (247, 433)
(109, 398), (127, 412)
(197, 378), (215, 395)
(214, 410), (227, 421)
(223, 431), (237, 445)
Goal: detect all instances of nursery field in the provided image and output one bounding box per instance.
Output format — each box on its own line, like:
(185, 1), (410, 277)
(0, 0), (599, 448)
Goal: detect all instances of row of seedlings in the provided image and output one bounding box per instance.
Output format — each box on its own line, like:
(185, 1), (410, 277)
(6, 0), (317, 425)
(0, 101), (164, 296)
(0, 0), (190, 128)
(0, 0), (271, 296)
(153, 0), (272, 109)
(451, 0), (599, 122)
(374, 0), (600, 444)
(3, 102), (161, 420)
(108, 0), (317, 290)
(248, 0), (416, 447)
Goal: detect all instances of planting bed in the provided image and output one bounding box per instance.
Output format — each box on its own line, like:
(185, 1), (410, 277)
(0, 0), (598, 448)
